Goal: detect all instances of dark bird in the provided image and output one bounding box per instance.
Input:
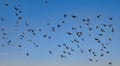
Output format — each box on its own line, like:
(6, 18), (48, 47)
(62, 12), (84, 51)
(95, 26), (99, 29)
(108, 62), (112, 65)
(65, 46), (69, 49)
(77, 44), (80, 48)
(48, 36), (51, 39)
(109, 17), (112, 20)
(43, 34), (47, 38)
(49, 51), (52, 54)
(101, 28), (105, 32)
(88, 49), (92, 52)
(57, 45), (61, 47)
(18, 16), (22, 20)
(99, 33), (103, 36)
(26, 53), (29, 56)
(74, 39), (79, 43)
(15, 13), (19, 16)
(82, 19), (86, 22)
(64, 14), (67, 18)
(97, 15), (101, 18)
(25, 22), (29, 26)
(38, 29), (42, 31)
(36, 45), (38, 47)
(89, 58), (92, 61)
(62, 21), (65, 23)
(80, 49), (84, 53)
(108, 38), (112, 41)
(60, 55), (66, 58)
(106, 51), (110, 54)
(102, 24), (107, 27)
(66, 32), (72, 35)
(111, 28), (114, 32)
(87, 19), (90, 22)
(67, 52), (71, 55)
(88, 27), (93, 31)
(44, 0), (48, 4)
(63, 51), (66, 54)
(101, 53), (104, 57)
(18, 45), (21, 47)
(57, 24), (61, 28)
(14, 6), (19, 11)
(0, 17), (4, 21)
(51, 27), (55, 32)
(5, 4), (9, 6)
(72, 27), (76, 30)
(109, 24), (112, 27)
(76, 32), (82, 37)
(71, 15), (77, 18)
(71, 48), (74, 51)
(1, 28), (4, 31)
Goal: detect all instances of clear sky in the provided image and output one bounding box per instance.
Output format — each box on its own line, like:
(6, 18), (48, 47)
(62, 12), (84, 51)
(0, 0), (120, 66)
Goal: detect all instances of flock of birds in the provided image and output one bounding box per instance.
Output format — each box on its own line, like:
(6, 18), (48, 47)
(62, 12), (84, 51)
(0, 0), (115, 65)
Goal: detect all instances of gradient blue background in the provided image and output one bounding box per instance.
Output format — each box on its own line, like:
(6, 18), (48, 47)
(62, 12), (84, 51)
(0, 0), (120, 66)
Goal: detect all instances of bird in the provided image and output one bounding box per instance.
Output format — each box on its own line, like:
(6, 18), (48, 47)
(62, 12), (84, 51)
(44, 0), (48, 4)
(106, 51), (110, 54)
(102, 24), (107, 27)
(82, 19), (86, 22)
(89, 58), (92, 61)
(71, 15), (77, 18)
(57, 45), (61, 47)
(88, 49), (92, 52)
(18, 45), (21, 47)
(108, 62), (112, 65)
(43, 34), (47, 38)
(71, 48), (74, 51)
(4, 4), (9, 6)
(0, 17), (4, 21)
(99, 33), (103, 36)
(14, 6), (19, 11)
(26, 53), (29, 56)
(38, 29), (42, 31)
(57, 24), (61, 28)
(25, 22), (29, 26)
(36, 45), (38, 47)
(109, 17), (112, 20)
(51, 27), (55, 32)
(108, 38), (112, 41)
(76, 32), (82, 37)
(62, 21), (65, 23)
(66, 32), (72, 35)
(97, 15), (101, 18)
(95, 26), (99, 29)
(48, 51), (52, 54)
(101, 28), (105, 32)
(64, 14), (67, 18)
(111, 28), (114, 32)
(67, 52), (71, 55)
(72, 27), (76, 30)
(101, 53), (104, 57)
(60, 55), (66, 58)
(48, 36), (51, 39)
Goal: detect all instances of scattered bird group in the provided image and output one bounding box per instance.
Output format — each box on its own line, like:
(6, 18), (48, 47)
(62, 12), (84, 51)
(0, 1), (115, 66)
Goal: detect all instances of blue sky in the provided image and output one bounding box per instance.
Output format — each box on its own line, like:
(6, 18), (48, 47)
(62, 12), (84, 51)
(0, 0), (120, 66)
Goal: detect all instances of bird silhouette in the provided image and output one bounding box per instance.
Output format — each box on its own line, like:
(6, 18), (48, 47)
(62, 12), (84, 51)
(64, 14), (67, 18)
(71, 15), (77, 18)
(66, 32), (72, 35)
(5, 4), (9, 6)
(26, 53), (29, 56)
(108, 62), (112, 65)
(97, 15), (101, 18)
(48, 51), (52, 54)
